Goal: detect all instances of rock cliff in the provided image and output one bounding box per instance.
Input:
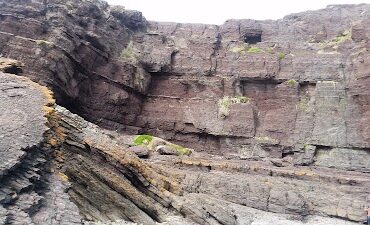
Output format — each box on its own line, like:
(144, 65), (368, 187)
(0, 0), (369, 225)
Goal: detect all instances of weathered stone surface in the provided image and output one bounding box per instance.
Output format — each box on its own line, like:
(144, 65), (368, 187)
(0, 58), (23, 74)
(1, 0), (369, 168)
(55, 105), (368, 224)
(128, 145), (150, 158)
(0, 70), (367, 224)
(314, 147), (370, 172)
(130, 3), (370, 169)
(156, 145), (180, 156)
(0, 71), (50, 177)
(1, 1), (370, 225)
(0, 0), (150, 130)
(0, 71), (83, 225)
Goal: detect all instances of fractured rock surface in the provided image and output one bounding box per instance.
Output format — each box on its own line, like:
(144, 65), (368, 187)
(0, 71), (368, 225)
(0, 72), (48, 177)
(135, 5), (370, 168)
(55, 105), (367, 225)
(0, 0), (369, 225)
(0, 71), (83, 225)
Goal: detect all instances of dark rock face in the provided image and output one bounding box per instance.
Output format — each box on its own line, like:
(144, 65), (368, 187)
(0, 1), (370, 225)
(0, 0), (150, 131)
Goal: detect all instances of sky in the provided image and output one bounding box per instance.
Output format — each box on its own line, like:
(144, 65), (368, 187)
(106, 0), (368, 24)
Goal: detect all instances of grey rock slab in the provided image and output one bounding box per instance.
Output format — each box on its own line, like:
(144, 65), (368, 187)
(0, 72), (50, 177)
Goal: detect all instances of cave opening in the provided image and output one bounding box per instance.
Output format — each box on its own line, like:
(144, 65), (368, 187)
(3, 66), (22, 75)
(243, 33), (262, 44)
(52, 86), (81, 116)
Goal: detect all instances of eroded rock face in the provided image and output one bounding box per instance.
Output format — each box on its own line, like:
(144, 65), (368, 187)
(130, 4), (370, 172)
(0, 1), (370, 225)
(0, 70), (368, 225)
(0, 71), (83, 225)
(55, 105), (369, 225)
(0, 0), (149, 131)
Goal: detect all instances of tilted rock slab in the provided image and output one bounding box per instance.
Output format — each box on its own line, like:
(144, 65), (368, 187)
(0, 71), (82, 225)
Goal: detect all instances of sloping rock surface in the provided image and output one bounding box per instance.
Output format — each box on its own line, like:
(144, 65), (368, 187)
(55, 105), (367, 225)
(0, 71), (82, 225)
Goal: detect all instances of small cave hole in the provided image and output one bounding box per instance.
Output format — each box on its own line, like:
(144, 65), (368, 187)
(243, 33), (262, 44)
(3, 66), (22, 75)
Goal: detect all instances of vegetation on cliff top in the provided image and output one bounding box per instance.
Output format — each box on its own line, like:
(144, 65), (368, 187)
(218, 96), (251, 118)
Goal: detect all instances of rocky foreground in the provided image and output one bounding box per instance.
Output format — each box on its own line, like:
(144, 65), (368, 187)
(0, 0), (369, 225)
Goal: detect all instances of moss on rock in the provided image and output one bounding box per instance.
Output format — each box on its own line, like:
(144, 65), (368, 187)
(133, 135), (192, 156)
(134, 134), (154, 146)
(218, 96), (251, 118)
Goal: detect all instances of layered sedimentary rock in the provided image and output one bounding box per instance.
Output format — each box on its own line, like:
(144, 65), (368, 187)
(135, 4), (370, 167)
(0, 70), (83, 225)
(0, 65), (369, 225)
(0, 0), (369, 225)
(0, 0), (149, 131)
(55, 105), (369, 225)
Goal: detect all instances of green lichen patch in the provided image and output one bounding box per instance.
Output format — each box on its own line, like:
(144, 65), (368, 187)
(320, 30), (352, 50)
(133, 135), (192, 155)
(332, 30), (352, 43)
(254, 136), (279, 144)
(230, 43), (249, 54)
(286, 79), (298, 87)
(278, 52), (286, 60)
(218, 96), (251, 118)
(168, 143), (192, 155)
(134, 134), (154, 146)
(36, 40), (55, 48)
(247, 46), (263, 53)
(230, 44), (264, 54)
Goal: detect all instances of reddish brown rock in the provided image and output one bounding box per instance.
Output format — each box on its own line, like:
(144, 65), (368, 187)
(1, 1), (370, 225)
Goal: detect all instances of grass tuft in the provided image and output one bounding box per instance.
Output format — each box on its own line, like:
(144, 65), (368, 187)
(120, 41), (137, 62)
(36, 40), (54, 48)
(247, 46), (263, 53)
(286, 79), (297, 87)
(278, 52), (285, 60)
(133, 135), (192, 155)
(218, 96), (251, 118)
(168, 143), (192, 155)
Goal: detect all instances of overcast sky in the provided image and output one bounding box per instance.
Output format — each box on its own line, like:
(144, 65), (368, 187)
(106, 0), (368, 24)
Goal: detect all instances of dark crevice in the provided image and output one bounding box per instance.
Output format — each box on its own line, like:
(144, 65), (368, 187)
(2, 66), (22, 75)
(282, 151), (295, 158)
(170, 50), (178, 72)
(241, 77), (283, 84)
(243, 33), (262, 44)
